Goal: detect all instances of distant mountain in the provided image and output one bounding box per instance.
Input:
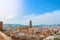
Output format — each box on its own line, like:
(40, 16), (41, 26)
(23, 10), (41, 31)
(3, 24), (22, 27)
(39, 24), (60, 26)
(33, 24), (60, 26)
(3, 24), (60, 27)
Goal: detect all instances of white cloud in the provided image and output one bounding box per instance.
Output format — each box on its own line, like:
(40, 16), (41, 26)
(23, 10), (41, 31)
(20, 10), (60, 25)
(0, 0), (23, 23)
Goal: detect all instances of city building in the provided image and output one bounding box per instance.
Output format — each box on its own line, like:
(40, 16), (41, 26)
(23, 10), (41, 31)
(0, 21), (3, 31)
(29, 20), (32, 28)
(43, 35), (56, 40)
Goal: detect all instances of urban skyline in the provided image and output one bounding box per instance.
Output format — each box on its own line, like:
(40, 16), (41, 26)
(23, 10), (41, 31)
(0, 0), (60, 40)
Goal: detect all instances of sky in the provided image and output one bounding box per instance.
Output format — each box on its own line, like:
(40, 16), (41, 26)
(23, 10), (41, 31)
(0, 0), (60, 25)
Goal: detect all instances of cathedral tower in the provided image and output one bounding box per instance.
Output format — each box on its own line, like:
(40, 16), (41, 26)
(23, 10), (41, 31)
(29, 20), (32, 28)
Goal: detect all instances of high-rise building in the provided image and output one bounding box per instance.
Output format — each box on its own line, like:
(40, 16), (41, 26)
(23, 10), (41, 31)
(0, 21), (3, 31)
(29, 20), (32, 28)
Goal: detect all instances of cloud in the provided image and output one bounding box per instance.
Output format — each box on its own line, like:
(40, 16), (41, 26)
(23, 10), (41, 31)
(0, 0), (23, 23)
(20, 10), (60, 25)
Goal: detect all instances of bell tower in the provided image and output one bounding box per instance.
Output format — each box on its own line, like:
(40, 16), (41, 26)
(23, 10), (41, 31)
(29, 20), (32, 28)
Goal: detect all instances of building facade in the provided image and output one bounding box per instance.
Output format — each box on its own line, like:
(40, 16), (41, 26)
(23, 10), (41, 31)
(0, 21), (3, 31)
